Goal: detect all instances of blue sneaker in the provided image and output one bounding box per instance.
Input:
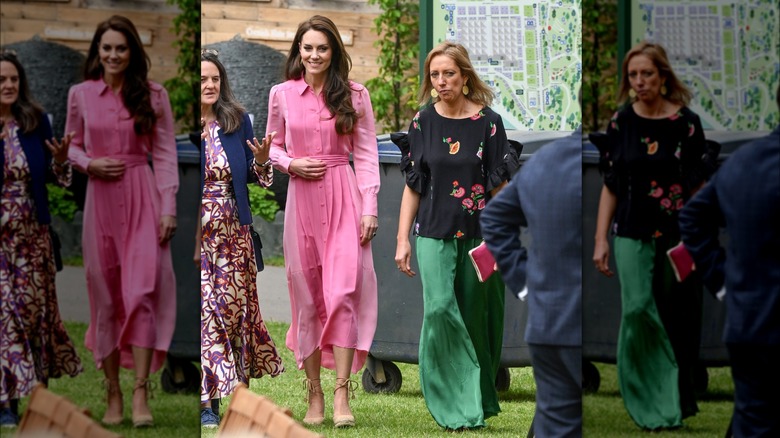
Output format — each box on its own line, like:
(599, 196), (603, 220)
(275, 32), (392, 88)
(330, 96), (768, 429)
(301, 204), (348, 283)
(200, 407), (220, 429)
(0, 407), (19, 428)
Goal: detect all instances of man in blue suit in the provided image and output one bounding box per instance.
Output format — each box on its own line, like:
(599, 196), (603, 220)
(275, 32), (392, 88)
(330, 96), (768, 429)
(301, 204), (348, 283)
(678, 86), (780, 438)
(481, 128), (582, 437)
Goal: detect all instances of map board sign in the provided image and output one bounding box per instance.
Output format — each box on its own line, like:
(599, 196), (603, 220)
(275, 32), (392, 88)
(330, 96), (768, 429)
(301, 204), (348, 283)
(630, 0), (780, 130)
(431, 0), (582, 131)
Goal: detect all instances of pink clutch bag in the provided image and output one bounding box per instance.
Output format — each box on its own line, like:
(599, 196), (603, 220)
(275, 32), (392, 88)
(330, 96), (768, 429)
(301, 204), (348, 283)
(667, 241), (696, 282)
(468, 241), (498, 283)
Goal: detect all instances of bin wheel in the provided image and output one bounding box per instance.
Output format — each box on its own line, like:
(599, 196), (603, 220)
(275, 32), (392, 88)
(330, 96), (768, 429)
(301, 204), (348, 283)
(495, 367), (511, 392)
(694, 365), (709, 395)
(582, 360), (600, 393)
(161, 360), (199, 394)
(362, 361), (402, 394)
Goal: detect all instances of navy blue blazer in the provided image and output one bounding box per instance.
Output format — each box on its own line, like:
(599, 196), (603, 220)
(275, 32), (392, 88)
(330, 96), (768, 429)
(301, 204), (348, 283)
(679, 125), (780, 345)
(200, 112), (258, 225)
(480, 130), (582, 347)
(0, 113), (56, 225)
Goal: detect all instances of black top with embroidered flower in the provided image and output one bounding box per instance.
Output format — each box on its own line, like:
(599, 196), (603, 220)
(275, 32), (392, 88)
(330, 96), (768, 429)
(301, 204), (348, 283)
(400, 105), (519, 239)
(601, 104), (707, 240)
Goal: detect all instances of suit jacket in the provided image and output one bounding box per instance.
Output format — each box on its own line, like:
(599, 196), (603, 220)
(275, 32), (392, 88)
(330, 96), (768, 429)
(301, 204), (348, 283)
(480, 129), (582, 346)
(0, 113), (56, 225)
(679, 125), (780, 345)
(201, 112), (257, 225)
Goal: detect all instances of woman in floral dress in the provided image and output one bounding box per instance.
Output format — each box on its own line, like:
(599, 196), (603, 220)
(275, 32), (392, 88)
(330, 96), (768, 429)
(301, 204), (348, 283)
(394, 41), (519, 431)
(0, 50), (82, 427)
(199, 50), (283, 428)
(593, 41), (710, 430)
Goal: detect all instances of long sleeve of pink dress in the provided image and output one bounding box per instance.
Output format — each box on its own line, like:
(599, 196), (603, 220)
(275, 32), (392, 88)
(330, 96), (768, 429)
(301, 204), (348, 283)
(267, 78), (379, 373)
(65, 79), (178, 373)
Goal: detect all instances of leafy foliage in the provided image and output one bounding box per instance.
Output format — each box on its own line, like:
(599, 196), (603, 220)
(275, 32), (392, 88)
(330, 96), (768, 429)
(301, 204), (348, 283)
(582, 0), (619, 133)
(366, 0), (420, 132)
(46, 183), (77, 223)
(164, 0), (200, 132)
(248, 184), (279, 223)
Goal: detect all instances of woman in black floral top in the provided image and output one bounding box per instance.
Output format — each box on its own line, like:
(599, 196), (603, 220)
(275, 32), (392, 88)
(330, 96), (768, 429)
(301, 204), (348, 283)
(593, 41), (710, 430)
(394, 41), (519, 431)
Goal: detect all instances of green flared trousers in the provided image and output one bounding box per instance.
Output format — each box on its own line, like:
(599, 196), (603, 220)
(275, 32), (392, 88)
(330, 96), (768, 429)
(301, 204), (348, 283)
(614, 236), (683, 430)
(416, 237), (505, 429)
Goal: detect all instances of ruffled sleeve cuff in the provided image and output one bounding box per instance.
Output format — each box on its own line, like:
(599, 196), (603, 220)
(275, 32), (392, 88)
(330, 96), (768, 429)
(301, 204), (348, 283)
(51, 160), (73, 188)
(392, 132), (427, 195)
(252, 160), (274, 188)
(486, 147), (521, 192)
(589, 132), (619, 193)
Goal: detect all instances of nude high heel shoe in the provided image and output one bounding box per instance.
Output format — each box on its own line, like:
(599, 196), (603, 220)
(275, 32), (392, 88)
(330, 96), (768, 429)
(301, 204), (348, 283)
(131, 378), (155, 428)
(333, 378), (357, 428)
(302, 378), (324, 426)
(101, 379), (123, 426)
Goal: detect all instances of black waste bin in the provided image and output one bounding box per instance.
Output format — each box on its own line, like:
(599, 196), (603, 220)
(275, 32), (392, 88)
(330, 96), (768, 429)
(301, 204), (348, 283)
(581, 130), (769, 393)
(363, 130), (572, 394)
(161, 134), (201, 394)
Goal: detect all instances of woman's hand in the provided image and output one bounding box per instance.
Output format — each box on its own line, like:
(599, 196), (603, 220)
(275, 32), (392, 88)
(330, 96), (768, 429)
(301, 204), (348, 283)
(45, 132), (74, 165)
(87, 157), (126, 180)
(159, 215), (177, 245)
(246, 131), (276, 165)
(289, 158), (327, 180)
(359, 215), (378, 246)
(593, 238), (614, 277)
(395, 239), (416, 277)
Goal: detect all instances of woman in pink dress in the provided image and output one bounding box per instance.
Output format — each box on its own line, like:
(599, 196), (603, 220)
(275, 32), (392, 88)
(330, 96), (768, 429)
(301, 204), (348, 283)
(266, 15), (379, 429)
(0, 50), (82, 428)
(65, 16), (178, 428)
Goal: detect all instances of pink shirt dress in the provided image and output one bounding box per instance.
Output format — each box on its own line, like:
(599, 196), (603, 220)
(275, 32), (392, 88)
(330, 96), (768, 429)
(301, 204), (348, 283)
(66, 79), (178, 373)
(267, 78), (379, 373)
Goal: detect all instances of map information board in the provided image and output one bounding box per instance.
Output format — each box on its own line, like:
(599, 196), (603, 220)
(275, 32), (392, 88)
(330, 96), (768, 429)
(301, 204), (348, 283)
(631, 0), (780, 130)
(432, 0), (582, 131)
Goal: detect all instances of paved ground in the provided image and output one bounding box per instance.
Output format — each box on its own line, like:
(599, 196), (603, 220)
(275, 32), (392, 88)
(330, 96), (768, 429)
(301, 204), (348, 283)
(55, 265), (293, 325)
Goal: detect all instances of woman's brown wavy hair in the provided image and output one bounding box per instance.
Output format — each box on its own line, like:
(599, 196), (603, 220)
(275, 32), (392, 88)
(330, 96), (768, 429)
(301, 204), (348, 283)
(284, 15), (359, 135)
(84, 15), (157, 135)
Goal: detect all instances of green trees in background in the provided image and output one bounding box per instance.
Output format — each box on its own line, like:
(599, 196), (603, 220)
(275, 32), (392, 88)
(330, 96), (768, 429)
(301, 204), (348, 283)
(582, 0), (619, 132)
(366, 0), (420, 133)
(164, 0), (200, 133)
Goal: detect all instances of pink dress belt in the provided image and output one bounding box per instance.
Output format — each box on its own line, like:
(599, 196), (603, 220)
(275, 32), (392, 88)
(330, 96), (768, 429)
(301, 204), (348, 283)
(108, 154), (149, 168)
(302, 154), (349, 167)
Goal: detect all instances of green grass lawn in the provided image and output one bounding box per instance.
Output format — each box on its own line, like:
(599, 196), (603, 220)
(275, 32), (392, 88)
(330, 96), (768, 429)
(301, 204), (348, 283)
(201, 321), (536, 437)
(11, 322), (733, 437)
(583, 362), (734, 437)
(9, 321), (199, 437)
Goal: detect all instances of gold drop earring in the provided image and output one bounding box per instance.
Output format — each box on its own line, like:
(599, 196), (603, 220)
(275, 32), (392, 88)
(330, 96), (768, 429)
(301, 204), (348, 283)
(430, 88), (439, 98)
(660, 83), (668, 96)
(629, 88), (637, 99)
(462, 79), (469, 96)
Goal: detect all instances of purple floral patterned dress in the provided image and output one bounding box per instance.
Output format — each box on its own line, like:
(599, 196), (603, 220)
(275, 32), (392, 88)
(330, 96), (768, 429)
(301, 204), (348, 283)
(1, 120), (82, 404)
(200, 121), (283, 402)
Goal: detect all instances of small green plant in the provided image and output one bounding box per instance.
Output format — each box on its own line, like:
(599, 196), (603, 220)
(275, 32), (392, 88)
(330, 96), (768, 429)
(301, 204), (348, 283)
(248, 184), (279, 223)
(366, 0), (420, 132)
(164, 0), (200, 132)
(264, 255), (285, 267)
(62, 256), (83, 267)
(46, 183), (77, 223)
